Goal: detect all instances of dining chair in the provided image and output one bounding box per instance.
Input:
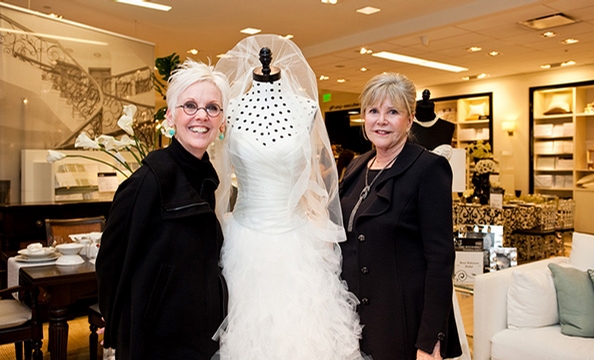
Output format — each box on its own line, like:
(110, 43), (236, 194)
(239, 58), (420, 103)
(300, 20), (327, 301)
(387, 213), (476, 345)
(0, 285), (43, 360)
(44, 216), (106, 246)
(88, 303), (105, 360)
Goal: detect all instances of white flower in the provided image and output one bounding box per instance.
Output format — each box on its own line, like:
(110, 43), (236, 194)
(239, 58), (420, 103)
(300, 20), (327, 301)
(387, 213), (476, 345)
(116, 135), (136, 147)
(113, 151), (127, 165)
(75, 132), (100, 149)
(117, 104), (137, 136)
(475, 159), (496, 174)
(47, 150), (66, 163)
(159, 119), (175, 138)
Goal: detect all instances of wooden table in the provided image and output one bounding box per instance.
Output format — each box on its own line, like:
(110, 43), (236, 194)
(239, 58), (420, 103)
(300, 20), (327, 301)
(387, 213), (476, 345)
(19, 260), (97, 360)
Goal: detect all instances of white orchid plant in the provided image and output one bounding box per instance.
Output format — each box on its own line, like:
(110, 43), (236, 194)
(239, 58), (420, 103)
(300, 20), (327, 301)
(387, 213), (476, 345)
(47, 104), (174, 178)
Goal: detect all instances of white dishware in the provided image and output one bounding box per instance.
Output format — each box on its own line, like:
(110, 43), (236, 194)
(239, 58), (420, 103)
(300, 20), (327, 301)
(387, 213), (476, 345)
(55, 243), (85, 266)
(68, 233), (90, 242)
(14, 253), (60, 263)
(55, 255), (85, 266)
(55, 243), (84, 255)
(18, 247), (56, 258)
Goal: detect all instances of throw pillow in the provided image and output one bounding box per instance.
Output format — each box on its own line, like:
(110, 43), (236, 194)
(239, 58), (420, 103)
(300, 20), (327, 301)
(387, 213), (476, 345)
(548, 263), (594, 337)
(507, 267), (558, 329)
(569, 232), (594, 271)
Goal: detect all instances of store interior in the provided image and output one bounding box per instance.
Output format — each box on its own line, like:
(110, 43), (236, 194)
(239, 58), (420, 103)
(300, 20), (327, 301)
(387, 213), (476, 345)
(0, 1), (593, 359)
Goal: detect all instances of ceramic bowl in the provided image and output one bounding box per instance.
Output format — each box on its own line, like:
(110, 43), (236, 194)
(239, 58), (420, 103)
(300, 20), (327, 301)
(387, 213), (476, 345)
(55, 243), (84, 255)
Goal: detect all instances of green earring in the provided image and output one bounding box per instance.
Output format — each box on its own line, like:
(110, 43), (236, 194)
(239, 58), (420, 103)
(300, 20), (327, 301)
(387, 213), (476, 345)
(168, 128), (175, 137)
(219, 132), (225, 140)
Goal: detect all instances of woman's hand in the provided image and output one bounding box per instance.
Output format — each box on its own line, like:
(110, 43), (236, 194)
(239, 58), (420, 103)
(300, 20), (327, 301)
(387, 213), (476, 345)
(417, 341), (442, 360)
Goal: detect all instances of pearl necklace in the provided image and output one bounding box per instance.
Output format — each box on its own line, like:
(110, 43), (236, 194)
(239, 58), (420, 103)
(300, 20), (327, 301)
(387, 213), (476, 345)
(347, 154), (398, 232)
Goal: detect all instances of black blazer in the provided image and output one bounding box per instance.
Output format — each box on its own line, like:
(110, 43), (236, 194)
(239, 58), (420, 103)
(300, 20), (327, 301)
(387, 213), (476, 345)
(97, 142), (223, 360)
(340, 142), (462, 360)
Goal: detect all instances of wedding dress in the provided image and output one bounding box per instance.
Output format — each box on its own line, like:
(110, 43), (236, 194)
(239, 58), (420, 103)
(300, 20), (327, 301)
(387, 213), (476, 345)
(215, 78), (362, 360)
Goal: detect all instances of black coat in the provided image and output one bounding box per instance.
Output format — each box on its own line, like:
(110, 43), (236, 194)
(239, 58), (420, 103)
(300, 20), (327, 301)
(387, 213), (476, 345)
(340, 142), (462, 360)
(96, 139), (223, 360)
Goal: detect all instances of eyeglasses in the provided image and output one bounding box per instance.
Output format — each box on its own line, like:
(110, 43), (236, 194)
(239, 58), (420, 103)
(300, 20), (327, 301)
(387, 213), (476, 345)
(176, 101), (223, 117)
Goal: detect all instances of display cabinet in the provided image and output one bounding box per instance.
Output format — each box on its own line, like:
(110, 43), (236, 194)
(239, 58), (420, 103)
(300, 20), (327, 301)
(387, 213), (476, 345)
(529, 80), (594, 233)
(432, 92), (493, 149)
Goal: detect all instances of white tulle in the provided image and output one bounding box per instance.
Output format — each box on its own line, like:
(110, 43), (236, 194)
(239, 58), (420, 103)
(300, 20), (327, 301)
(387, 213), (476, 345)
(213, 34), (362, 360)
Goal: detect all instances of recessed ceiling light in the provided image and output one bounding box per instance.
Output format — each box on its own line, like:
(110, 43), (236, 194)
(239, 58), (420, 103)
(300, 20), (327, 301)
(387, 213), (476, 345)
(372, 51), (468, 72)
(519, 13), (576, 30)
(462, 73), (488, 80)
(319, 75), (329, 81)
(488, 51), (501, 57)
(467, 46), (482, 52)
(284, 34), (294, 39)
(562, 38), (579, 45)
(240, 27), (261, 35)
(359, 47), (372, 54)
(360, 67), (368, 72)
(337, 79), (346, 83)
(321, 0), (337, 4)
(187, 49), (199, 55)
(542, 31), (556, 38)
(540, 60), (576, 69)
(114, 0), (171, 12)
(356, 6), (381, 15)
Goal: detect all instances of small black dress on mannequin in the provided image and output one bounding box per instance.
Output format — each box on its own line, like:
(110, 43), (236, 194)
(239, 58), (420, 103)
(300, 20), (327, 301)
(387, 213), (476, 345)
(411, 89), (455, 151)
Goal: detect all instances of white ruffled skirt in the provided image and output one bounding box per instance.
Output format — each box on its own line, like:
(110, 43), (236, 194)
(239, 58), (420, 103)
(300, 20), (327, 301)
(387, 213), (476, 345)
(215, 213), (363, 360)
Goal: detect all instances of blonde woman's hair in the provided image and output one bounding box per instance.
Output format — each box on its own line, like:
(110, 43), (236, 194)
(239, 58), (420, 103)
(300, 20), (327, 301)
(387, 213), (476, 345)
(359, 72), (417, 119)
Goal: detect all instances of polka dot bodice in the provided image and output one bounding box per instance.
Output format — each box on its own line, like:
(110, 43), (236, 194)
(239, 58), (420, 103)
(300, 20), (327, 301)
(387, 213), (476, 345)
(227, 81), (315, 147)
(226, 81), (318, 232)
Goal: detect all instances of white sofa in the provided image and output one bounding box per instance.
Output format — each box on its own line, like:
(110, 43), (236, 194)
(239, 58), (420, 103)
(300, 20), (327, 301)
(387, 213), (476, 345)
(473, 232), (594, 360)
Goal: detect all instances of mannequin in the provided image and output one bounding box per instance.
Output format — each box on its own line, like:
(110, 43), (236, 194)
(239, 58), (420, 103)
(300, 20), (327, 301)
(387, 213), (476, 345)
(411, 89), (455, 151)
(214, 36), (363, 360)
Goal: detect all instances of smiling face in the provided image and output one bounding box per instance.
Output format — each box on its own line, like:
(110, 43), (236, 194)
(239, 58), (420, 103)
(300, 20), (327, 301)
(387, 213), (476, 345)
(166, 81), (223, 159)
(364, 97), (412, 157)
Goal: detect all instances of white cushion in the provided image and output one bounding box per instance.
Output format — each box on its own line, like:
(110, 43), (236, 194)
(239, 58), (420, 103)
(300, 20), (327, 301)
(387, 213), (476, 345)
(491, 326), (594, 360)
(0, 299), (31, 329)
(569, 232), (594, 271)
(507, 267), (558, 329)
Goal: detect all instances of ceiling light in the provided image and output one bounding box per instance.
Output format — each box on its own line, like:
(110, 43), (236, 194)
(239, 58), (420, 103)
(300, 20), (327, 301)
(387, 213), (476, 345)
(356, 6), (381, 15)
(187, 49), (199, 55)
(467, 46), (482, 52)
(462, 73), (488, 80)
(321, 0), (337, 4)
(359, 47), (372, 54)
(360, 67), (368, 72)
(114, 0), (171, 12)
(319, 75), (329, 81)
(562, 38), (579, 45)
(372, 51), (468, 72)
(240, 27), (261, 35)
(488, 51), (501, 57)
(337, 79), (346, 83)
(284, 34), (294, 39)
(519, 13), (576, 30)
(541, 60), (576, 69)
(542, 31), (556, 38)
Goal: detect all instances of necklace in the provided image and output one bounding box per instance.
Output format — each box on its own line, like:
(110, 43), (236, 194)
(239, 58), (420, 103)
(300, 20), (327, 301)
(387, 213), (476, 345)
(347, 154), (398, 232)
